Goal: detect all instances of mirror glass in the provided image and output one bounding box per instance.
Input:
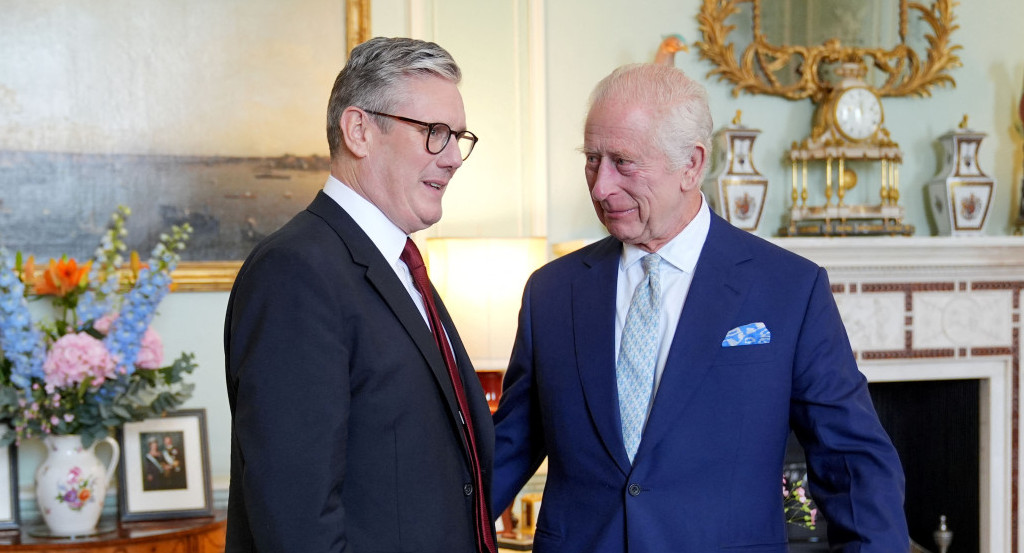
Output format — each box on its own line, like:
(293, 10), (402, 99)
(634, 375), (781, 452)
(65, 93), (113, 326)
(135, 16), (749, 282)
(760, 0), (901, 49)
(725, 0), (918, 88)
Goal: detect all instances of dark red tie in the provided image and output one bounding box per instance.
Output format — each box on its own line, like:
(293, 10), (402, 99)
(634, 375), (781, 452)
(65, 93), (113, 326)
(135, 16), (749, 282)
(400, 238), (496, 553)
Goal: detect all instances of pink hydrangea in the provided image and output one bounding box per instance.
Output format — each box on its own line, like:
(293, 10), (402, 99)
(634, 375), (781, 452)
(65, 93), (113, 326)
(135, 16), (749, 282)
(92, 314), (164, 369)
(92, 314), (116, 334)
(43, 333), (117, 389)
(135, 327), (164, 369)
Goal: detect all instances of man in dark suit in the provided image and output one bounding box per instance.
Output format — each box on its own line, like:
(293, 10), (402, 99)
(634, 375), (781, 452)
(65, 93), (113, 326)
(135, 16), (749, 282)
(491, 63), (909, 552)
(225, 37), (495, 553)
(142, 437), (169, 491)
(160, 434), (186, 490)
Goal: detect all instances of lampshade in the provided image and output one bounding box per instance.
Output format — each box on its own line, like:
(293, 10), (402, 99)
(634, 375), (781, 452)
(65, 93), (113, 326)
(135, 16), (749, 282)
(425, 237), (547, 370)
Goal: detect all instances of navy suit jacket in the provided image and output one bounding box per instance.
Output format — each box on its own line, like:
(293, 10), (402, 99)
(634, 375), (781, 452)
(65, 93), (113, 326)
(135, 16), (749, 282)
(225, 192), (495, 553)
(492, 212), (908, 552)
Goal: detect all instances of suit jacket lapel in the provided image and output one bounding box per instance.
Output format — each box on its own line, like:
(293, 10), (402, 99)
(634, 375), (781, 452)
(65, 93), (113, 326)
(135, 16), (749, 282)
(637, 214), (756, 459)
(435, 296), (493, 466)
(305, 193), (464, 438)
(572, 237), (633, 475)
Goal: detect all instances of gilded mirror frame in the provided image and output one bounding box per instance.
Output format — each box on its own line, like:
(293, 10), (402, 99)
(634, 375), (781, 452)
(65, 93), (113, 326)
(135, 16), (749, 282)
(696, 0), (961, 103)
(172, 0), (370, 293)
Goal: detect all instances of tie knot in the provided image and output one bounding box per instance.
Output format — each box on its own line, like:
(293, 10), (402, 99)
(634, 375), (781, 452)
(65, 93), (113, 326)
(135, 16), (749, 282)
(400, 237), (425, 273)
(641, 253), (661, 276)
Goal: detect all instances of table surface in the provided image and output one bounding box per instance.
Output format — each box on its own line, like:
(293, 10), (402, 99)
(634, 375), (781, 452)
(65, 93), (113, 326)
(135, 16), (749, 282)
(0, 511), (226, 548)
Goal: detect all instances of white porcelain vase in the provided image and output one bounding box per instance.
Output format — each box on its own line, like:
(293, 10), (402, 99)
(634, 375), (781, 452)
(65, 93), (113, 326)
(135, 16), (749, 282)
(34, 434), (119, 536)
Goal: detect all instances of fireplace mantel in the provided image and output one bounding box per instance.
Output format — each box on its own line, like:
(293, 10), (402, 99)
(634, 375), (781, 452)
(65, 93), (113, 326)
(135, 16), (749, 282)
(769, 235), (1023, 553)
(771, 236), (1024, 273)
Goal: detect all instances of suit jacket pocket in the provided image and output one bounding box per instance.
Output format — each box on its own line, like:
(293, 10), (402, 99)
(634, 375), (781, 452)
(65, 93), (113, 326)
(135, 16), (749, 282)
(531, 526), (563, 549)
(713, 342), (778, 366)
(720, 541), (789, 552)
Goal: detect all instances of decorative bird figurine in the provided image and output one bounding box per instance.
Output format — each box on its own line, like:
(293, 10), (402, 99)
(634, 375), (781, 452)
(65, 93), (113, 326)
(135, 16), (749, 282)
(654, 34), (689, 66)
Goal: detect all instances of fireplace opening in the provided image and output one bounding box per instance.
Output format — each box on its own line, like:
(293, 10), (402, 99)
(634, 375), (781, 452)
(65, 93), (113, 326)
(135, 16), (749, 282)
(784, 379), (980, 552)
(871, 379), (980, 552)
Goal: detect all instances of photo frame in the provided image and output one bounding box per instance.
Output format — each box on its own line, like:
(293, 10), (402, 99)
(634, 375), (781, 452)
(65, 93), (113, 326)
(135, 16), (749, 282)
(118, 409), (213, 522)
(0, 445), (18, 530)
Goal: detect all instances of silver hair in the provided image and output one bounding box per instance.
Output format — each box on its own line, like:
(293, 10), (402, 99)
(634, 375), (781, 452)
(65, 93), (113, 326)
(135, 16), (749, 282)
(588, 63), (713, 178)
(326, 37), (462, 157)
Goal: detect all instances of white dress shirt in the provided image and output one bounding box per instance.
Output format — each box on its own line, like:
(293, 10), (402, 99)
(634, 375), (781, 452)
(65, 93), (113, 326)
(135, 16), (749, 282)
(322, 176), (431, 327)
(614, 194), (711, 420)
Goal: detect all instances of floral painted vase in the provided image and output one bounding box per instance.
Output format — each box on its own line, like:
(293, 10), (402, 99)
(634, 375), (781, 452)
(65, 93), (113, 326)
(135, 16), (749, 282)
(34, 434), (119, 536)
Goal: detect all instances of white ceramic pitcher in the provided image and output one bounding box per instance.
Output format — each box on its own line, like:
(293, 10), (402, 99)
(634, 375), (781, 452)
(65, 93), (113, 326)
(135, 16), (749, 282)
(34, 434), (120, 536)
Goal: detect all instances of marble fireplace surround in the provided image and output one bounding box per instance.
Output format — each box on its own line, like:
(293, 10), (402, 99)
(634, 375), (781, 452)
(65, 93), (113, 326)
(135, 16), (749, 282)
(772, 236), (1023, 553)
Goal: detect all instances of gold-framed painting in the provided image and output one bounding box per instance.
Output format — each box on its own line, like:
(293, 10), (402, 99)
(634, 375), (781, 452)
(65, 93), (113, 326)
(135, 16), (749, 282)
(0, 0), (372, 292)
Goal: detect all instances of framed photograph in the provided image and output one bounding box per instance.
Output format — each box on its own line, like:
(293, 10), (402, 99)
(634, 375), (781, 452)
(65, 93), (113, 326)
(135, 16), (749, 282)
(118, 409), (213, 521)
(0, 445), (18, 530)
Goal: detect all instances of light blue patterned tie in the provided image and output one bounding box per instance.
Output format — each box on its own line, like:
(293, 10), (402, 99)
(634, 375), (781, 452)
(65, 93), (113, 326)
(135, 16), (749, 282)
(617, 253), (661, 464)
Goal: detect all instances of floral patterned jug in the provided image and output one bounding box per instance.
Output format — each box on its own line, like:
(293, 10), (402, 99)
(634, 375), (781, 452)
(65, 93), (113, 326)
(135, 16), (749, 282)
(34, 434), (119, 536)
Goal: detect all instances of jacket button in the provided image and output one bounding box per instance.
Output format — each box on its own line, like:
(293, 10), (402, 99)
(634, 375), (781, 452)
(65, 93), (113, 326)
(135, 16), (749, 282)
(464, 483), (474, 496)
(628, 483), (641, 496)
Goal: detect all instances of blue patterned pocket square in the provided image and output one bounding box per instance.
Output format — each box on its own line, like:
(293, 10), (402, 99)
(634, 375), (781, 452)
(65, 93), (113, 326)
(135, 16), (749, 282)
(722, 322), (771, 347)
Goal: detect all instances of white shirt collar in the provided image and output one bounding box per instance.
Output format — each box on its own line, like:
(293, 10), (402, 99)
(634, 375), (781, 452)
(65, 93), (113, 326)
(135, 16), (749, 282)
(619, 193), (710, 274)
(322, 174), (408, 265)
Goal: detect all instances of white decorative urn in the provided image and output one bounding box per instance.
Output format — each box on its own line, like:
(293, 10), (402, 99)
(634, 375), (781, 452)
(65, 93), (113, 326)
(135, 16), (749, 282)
(702, 111), (768, 232)
(926, 117), (995, 235)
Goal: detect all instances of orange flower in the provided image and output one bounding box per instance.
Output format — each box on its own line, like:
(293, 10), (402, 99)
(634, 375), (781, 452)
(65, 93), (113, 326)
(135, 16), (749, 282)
(129, 250), (151, 277)
(33, 258), (93, 297)
(20, 255), (36, 287)
(78, 489), (90, 502)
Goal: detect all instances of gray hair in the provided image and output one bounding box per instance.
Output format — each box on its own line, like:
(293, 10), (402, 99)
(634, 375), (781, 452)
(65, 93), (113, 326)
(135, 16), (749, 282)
(326, 37), (462, 157)
(588, 63), (713, 177)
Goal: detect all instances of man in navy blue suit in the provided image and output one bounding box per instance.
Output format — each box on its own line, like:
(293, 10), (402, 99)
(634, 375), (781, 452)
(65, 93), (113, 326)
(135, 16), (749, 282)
(492, 63), (909, 552)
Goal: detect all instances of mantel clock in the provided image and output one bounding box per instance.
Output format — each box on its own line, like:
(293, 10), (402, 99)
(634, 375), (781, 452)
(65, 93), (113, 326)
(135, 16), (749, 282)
(781, 62), (913, 237)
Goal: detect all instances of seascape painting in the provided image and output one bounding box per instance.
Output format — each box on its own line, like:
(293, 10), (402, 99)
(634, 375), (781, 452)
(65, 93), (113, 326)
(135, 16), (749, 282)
(0, 0), (349, 262)
(0, 151), (328, 260)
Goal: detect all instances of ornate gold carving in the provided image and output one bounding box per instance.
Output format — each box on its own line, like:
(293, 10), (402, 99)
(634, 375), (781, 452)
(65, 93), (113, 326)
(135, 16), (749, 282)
(171, 261), (242, 293)
(696, 0), (962, 102)
(346, 0), (372, 56)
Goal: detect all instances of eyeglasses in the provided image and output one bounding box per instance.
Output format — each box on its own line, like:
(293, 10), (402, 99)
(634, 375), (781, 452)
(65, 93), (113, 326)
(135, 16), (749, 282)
(363, 109), (478, 161)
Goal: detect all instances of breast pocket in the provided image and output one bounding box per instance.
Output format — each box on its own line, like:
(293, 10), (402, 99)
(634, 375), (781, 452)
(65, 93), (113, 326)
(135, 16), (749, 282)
(712, 343), (778, 366)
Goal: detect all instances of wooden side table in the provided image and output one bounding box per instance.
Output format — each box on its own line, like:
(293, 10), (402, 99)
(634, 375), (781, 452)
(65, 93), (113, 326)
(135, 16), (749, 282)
(0, 512), (226, 553)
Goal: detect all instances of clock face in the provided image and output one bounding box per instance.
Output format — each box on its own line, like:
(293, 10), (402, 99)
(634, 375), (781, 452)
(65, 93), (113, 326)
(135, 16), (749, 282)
(834, 87), (882, 141)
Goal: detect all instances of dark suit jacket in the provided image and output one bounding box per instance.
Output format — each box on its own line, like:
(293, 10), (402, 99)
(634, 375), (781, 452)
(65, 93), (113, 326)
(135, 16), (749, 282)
(224, 192), (495, 553)
(492, 212), (908, 553)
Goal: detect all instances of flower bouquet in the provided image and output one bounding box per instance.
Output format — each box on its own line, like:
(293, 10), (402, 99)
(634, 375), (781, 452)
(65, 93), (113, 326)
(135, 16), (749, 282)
(783, 476), (818, 530)
(0, 206), (197, 448)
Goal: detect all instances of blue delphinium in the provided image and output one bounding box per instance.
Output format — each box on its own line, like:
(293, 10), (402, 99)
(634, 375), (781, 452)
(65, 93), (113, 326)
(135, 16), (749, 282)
(0, 250), (45, 389)
(76, 206), (130, 325)
(0, 207), (196, 447)
(104, 225), (190, 376)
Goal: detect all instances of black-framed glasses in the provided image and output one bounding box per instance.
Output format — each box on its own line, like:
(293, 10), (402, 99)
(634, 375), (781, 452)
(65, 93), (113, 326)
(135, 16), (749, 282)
(363, 109), (478, 161)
